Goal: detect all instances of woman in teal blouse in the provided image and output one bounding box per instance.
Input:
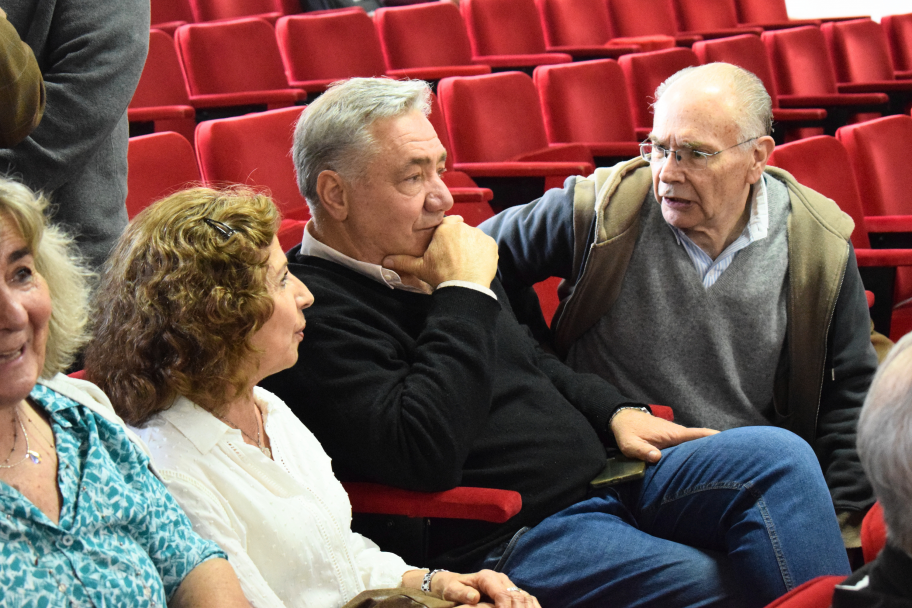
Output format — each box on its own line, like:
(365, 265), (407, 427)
(0, 177), (250, 607)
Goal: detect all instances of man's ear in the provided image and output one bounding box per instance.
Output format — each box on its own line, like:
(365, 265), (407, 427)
(316, 170), (349, 221)
(748, 135), (776, 184)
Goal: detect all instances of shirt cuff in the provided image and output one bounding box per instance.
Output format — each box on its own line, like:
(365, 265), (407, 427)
(436, 280), (498, 301)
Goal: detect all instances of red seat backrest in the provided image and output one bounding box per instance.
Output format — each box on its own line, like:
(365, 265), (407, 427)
(692, 34), (780, 107)
(175, 18), (291, 96)
(733, 0), (790, 25)
(374, 3), (476, 69)
(762, 576), (843, 608)
(762, 26), (840, 96)
(437, 72), (552, 163)
(131, 29), (193, 109)
(188, 0), (281, 22)
(606, 0), (679, 38)
(767, 136), (871, 250)
(674, 0), (740, 31)
(195, 106), (311, 221)
(882, 13), (912, 72)
(151, 0), (195, 26)
(127, 132), (202, 219)
(534, 0), (613, 47)
(822, 19), (897, 84)
(837, 114), (912, 217)
(618, 48), (699, 130)
(460, 0), (550, 56)
(861, 501), (887, 564)
(533, 59), (637, 144)
(275, 11), (387, 84)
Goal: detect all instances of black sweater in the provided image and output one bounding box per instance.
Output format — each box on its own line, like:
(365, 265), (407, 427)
(260, 252), (632, 570)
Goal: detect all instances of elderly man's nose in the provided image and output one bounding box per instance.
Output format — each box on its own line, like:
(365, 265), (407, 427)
(658, 152), (685, 182)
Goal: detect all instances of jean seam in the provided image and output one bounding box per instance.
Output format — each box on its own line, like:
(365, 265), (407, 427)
(644, 480), (794, 592)
(493, 526), (530, 573)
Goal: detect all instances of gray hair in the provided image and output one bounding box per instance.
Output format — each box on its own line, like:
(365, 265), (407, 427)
(858, 332), (912, 556)
(292, 77), (432, 211)
(0, 178), (93, 376)
(654, 62), (773, 140)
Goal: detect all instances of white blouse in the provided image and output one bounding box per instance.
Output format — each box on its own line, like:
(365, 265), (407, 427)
(136, 388), (412, 608)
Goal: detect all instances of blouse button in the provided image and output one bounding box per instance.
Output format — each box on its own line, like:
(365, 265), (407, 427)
(58, 583), (67, 592)
(60, 535), (74, 547)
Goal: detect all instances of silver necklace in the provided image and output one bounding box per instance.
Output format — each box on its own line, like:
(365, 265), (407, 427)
(216, 410), (271, 459)
(0, 406), (41, 468)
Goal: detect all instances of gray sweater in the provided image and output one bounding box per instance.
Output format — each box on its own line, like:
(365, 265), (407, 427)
(0, 0), (149, 270)
(567, 177), (790, 431)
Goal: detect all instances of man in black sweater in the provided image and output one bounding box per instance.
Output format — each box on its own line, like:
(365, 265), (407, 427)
(261, 77), (851, 608)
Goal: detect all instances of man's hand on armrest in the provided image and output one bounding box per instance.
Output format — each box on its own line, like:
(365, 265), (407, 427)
(383, 216), (499, 289)
(610, 409), (718, 463)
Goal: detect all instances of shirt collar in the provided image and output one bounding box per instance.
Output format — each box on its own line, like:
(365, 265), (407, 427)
(667, 173), (769, 246)
(157, 392), (276, 455)
(300, 223), (427, 294)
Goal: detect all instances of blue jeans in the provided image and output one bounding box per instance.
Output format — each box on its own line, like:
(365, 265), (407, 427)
(484, 427), (850, 608)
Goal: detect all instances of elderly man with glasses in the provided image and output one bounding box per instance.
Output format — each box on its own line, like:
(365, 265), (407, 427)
(481, 62), (878, 548)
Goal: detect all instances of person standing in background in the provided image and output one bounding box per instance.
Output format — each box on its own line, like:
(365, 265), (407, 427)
(0, 0), (149, 271)
(0, 6), (44, 148)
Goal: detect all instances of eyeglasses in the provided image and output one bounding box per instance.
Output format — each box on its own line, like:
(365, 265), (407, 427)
(639, 137), (758, 171)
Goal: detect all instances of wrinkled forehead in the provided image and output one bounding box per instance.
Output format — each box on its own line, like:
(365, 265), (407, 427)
(652, 84), (741, 145)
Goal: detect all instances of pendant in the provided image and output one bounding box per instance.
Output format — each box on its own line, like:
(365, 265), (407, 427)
(27, 450), (40, 464)
(260, 446), (271, 459)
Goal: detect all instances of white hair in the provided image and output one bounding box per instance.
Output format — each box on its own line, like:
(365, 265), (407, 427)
(653, 62), (773, 141)
(857, 332), (912, 556)
(292, 77), (432, 212)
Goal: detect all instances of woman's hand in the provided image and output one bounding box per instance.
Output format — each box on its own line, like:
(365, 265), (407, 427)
(403, 569), (541, 608)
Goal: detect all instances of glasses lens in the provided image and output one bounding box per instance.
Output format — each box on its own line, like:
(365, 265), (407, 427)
(678, 149), (707, 171)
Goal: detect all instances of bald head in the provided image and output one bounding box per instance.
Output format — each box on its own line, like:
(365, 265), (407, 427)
(654, 63), (773, 141)
(858, 333), (912, 556)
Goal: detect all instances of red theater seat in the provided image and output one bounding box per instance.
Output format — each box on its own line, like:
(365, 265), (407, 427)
(533, 59), (641, 164)
(373, 3), (491, 81)
(437, 71), (595, 209)
(460, 0), (573, 70)
(195, 106), (311, 222)
(129, 30), (196, 141)
(174, 18), (303, 110)
(127, 132), (202, 219)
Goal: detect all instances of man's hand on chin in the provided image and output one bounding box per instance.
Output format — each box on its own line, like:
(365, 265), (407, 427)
(382, 215), (499, 290)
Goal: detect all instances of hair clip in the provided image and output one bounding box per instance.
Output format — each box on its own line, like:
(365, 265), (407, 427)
(203, 218), (238, 239)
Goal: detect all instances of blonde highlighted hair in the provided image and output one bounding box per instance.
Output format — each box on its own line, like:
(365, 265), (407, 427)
(0, 178), (92, 376)
(84, 186), (280, 426)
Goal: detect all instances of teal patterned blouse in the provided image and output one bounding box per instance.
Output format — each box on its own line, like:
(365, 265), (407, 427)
(0, 384), (226, 607)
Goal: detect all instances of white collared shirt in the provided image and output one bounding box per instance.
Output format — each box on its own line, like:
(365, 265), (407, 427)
(667, 175), (770, 288)
(135, 388), (411, 608)
(300, 223), (497, 300)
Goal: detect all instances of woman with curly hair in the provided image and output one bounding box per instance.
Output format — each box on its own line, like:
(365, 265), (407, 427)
(0, 177), (248, 607)
(85, 187), (538, 608)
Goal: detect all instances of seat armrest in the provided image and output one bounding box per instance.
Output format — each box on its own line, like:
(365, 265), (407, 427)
(855, 248), (912, 267)
(778, 93), (889, 107)
(341, 482), (522, 523)
(865, 216), (912, 233)
(650, 404), (674, 421)
(453, 161), (595, 177)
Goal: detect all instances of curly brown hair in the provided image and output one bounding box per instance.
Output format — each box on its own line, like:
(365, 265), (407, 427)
(84, 187), (280, 426)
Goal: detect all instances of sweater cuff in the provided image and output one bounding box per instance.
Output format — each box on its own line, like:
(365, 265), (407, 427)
(437, 280), (498, 300)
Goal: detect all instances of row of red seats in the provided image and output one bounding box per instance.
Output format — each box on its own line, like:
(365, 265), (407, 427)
(130, 7), (912, 149)
(768, 121), (912, 341)
(152, 0), (300, 32)
(129, 16), (912, 196)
